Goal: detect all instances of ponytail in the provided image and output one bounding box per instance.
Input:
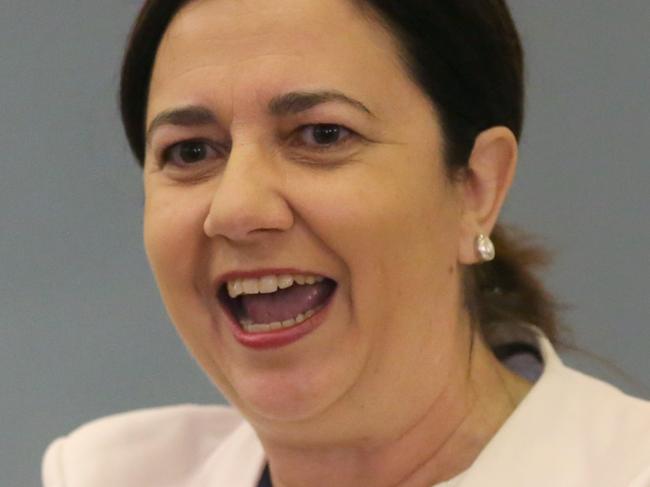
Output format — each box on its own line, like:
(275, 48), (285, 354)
(465, 224), (560, 343)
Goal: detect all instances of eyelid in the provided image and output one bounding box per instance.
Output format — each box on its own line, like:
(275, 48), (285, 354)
(153, 123), (362, 166)
(158, 138), (224, 167)
(290, 123), (358, 151)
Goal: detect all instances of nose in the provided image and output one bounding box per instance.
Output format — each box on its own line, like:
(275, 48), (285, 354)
(203, 143), (294, 242)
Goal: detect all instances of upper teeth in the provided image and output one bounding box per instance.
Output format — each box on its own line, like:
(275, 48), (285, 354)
(226, 274), (325, 298)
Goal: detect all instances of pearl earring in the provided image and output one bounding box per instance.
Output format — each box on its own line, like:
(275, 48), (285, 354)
(476, 234), (496, 262)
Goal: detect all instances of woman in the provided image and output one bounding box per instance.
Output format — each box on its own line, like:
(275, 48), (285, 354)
(43, 0), (650, 486)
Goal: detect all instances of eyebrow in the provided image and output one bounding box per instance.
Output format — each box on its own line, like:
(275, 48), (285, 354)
(268, 90), (376, 118)
(146, 106), (217, 146)
(146, 90), (375, 145)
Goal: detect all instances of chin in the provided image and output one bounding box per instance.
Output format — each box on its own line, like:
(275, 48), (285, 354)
(222, 346), (363, 425)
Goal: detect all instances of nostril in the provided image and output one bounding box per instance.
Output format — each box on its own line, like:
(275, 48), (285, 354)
(201, 177), (295, 241)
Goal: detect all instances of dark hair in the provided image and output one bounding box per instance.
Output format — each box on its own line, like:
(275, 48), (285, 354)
(120, 0), (560, 343)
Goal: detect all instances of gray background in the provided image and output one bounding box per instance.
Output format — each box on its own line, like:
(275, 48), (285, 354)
(1, 1), (648, 485)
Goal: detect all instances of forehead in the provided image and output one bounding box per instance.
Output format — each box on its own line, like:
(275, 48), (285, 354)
(159, 0), (384, 63)
(148, 0), (412, 122)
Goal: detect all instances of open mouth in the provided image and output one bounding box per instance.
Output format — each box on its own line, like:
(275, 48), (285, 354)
(218, 274), (337, 334)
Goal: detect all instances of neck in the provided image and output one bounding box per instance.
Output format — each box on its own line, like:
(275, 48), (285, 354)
(258, 332), (533, 487)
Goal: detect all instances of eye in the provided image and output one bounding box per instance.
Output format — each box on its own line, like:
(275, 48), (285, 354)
(296, 124), (353, 149)
(161, 139), (221, 167)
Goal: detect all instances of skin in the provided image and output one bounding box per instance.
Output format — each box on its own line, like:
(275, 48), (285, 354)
(143, 0), (532, 485)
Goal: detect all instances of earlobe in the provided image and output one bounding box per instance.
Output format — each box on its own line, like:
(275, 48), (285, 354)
(457, 126), (518, 264)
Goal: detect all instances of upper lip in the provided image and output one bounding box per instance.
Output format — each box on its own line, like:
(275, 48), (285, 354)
(214, 268), (334, 291)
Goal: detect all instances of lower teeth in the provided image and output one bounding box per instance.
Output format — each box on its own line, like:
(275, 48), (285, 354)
(240, 307), (319, 334)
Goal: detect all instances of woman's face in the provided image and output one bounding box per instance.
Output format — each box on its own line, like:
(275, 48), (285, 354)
(144, 0), (469, 430)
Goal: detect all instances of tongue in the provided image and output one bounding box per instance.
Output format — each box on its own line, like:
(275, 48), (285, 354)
(240, 281), (334, 324)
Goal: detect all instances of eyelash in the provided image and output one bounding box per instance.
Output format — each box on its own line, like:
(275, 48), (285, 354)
(158, 124), (358, 167)
(290, 124), (356, 152)
(160, 138), (222, 167)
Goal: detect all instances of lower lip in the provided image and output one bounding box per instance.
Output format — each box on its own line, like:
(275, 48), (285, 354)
(221, 291), (336, 350)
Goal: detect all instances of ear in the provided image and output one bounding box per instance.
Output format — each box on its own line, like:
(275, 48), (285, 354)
(457, 126), (518, 265)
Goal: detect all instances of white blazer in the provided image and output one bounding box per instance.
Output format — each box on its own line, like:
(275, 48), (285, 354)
(42, 327), (650, 486)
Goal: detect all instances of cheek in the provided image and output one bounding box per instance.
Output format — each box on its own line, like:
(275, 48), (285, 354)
(282, 159), (463, 411)
(143, 186), (210, 301)
(142, 184), (239, 392)
(289, 156), (461, 332)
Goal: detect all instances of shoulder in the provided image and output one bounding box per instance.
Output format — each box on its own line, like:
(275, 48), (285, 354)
(533, 330), (650, 483)
(42, 404), (261, 487)
(466, 325), (650, 486)
(552, 365), (650, 459)
(538, 339), (650, 459)
(523, 365), (650, 485)
(501, 324), (650, 451)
